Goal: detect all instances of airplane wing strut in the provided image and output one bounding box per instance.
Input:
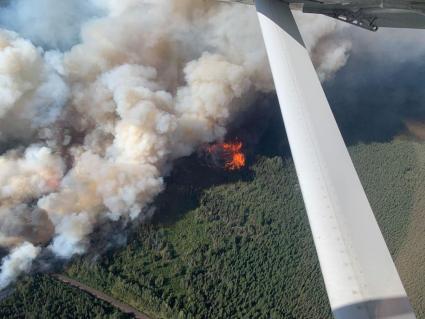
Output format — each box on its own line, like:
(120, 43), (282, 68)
(255, 1), (416, 318)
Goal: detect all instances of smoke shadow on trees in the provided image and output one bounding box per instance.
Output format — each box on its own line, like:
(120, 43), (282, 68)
(152, 94), (292, 226)
(151, 156), (255, 226)
(139, 53), (425, 229)
(325, 54), (425, 146)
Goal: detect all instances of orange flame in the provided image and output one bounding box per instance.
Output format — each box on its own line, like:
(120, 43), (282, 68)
(207, 140), (246, 171)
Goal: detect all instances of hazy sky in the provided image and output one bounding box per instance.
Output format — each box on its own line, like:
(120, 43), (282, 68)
(324, 26), (425, 144)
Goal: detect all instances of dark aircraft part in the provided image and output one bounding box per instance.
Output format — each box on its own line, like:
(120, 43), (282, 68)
(304, 7), (379, 31)
(300, 1), (425, 31)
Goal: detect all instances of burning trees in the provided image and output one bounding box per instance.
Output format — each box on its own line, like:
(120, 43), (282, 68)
(202, 140), (246, 171)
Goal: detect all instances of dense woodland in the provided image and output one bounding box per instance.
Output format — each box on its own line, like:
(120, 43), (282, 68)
(65, 156), (332, 319)
(0, 274), (129, 318)
(0, 104), (424, 318)
(351, 139), (425, 318)
(62, 140), (425, 319)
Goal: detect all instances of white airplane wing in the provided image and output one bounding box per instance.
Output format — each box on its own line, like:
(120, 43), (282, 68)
(254, 0), (417, 318)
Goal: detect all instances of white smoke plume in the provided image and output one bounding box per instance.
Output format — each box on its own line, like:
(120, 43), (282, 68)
(0, 0), (351, 288)
(0, 242), (40, 290)
(0, 0), (101, 51)
(0, 30), (69, 141)
(294, 11), (352, 81)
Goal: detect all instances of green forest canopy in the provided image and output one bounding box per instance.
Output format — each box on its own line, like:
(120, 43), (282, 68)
(0, 125), (424, 318)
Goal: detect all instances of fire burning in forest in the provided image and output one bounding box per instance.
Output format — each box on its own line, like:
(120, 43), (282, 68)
(0, 0), (275, 290)
(204, 140), (246, 171)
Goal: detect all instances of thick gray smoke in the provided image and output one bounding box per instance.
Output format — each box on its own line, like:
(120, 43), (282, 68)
(0, 242), (40, 290)
(323, 26), (425, 144)
(0, 0), (101, 51)
(0, 0), (350, 288)
(294, 11), (352, 81)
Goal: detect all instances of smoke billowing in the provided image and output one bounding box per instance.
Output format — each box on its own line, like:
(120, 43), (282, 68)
(324, 27), (425, 144)
(0, 0), (352, 288)
(294, 11), (352, 81)
(0, 0), (101, 51)
(0, 242), (40, 290)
